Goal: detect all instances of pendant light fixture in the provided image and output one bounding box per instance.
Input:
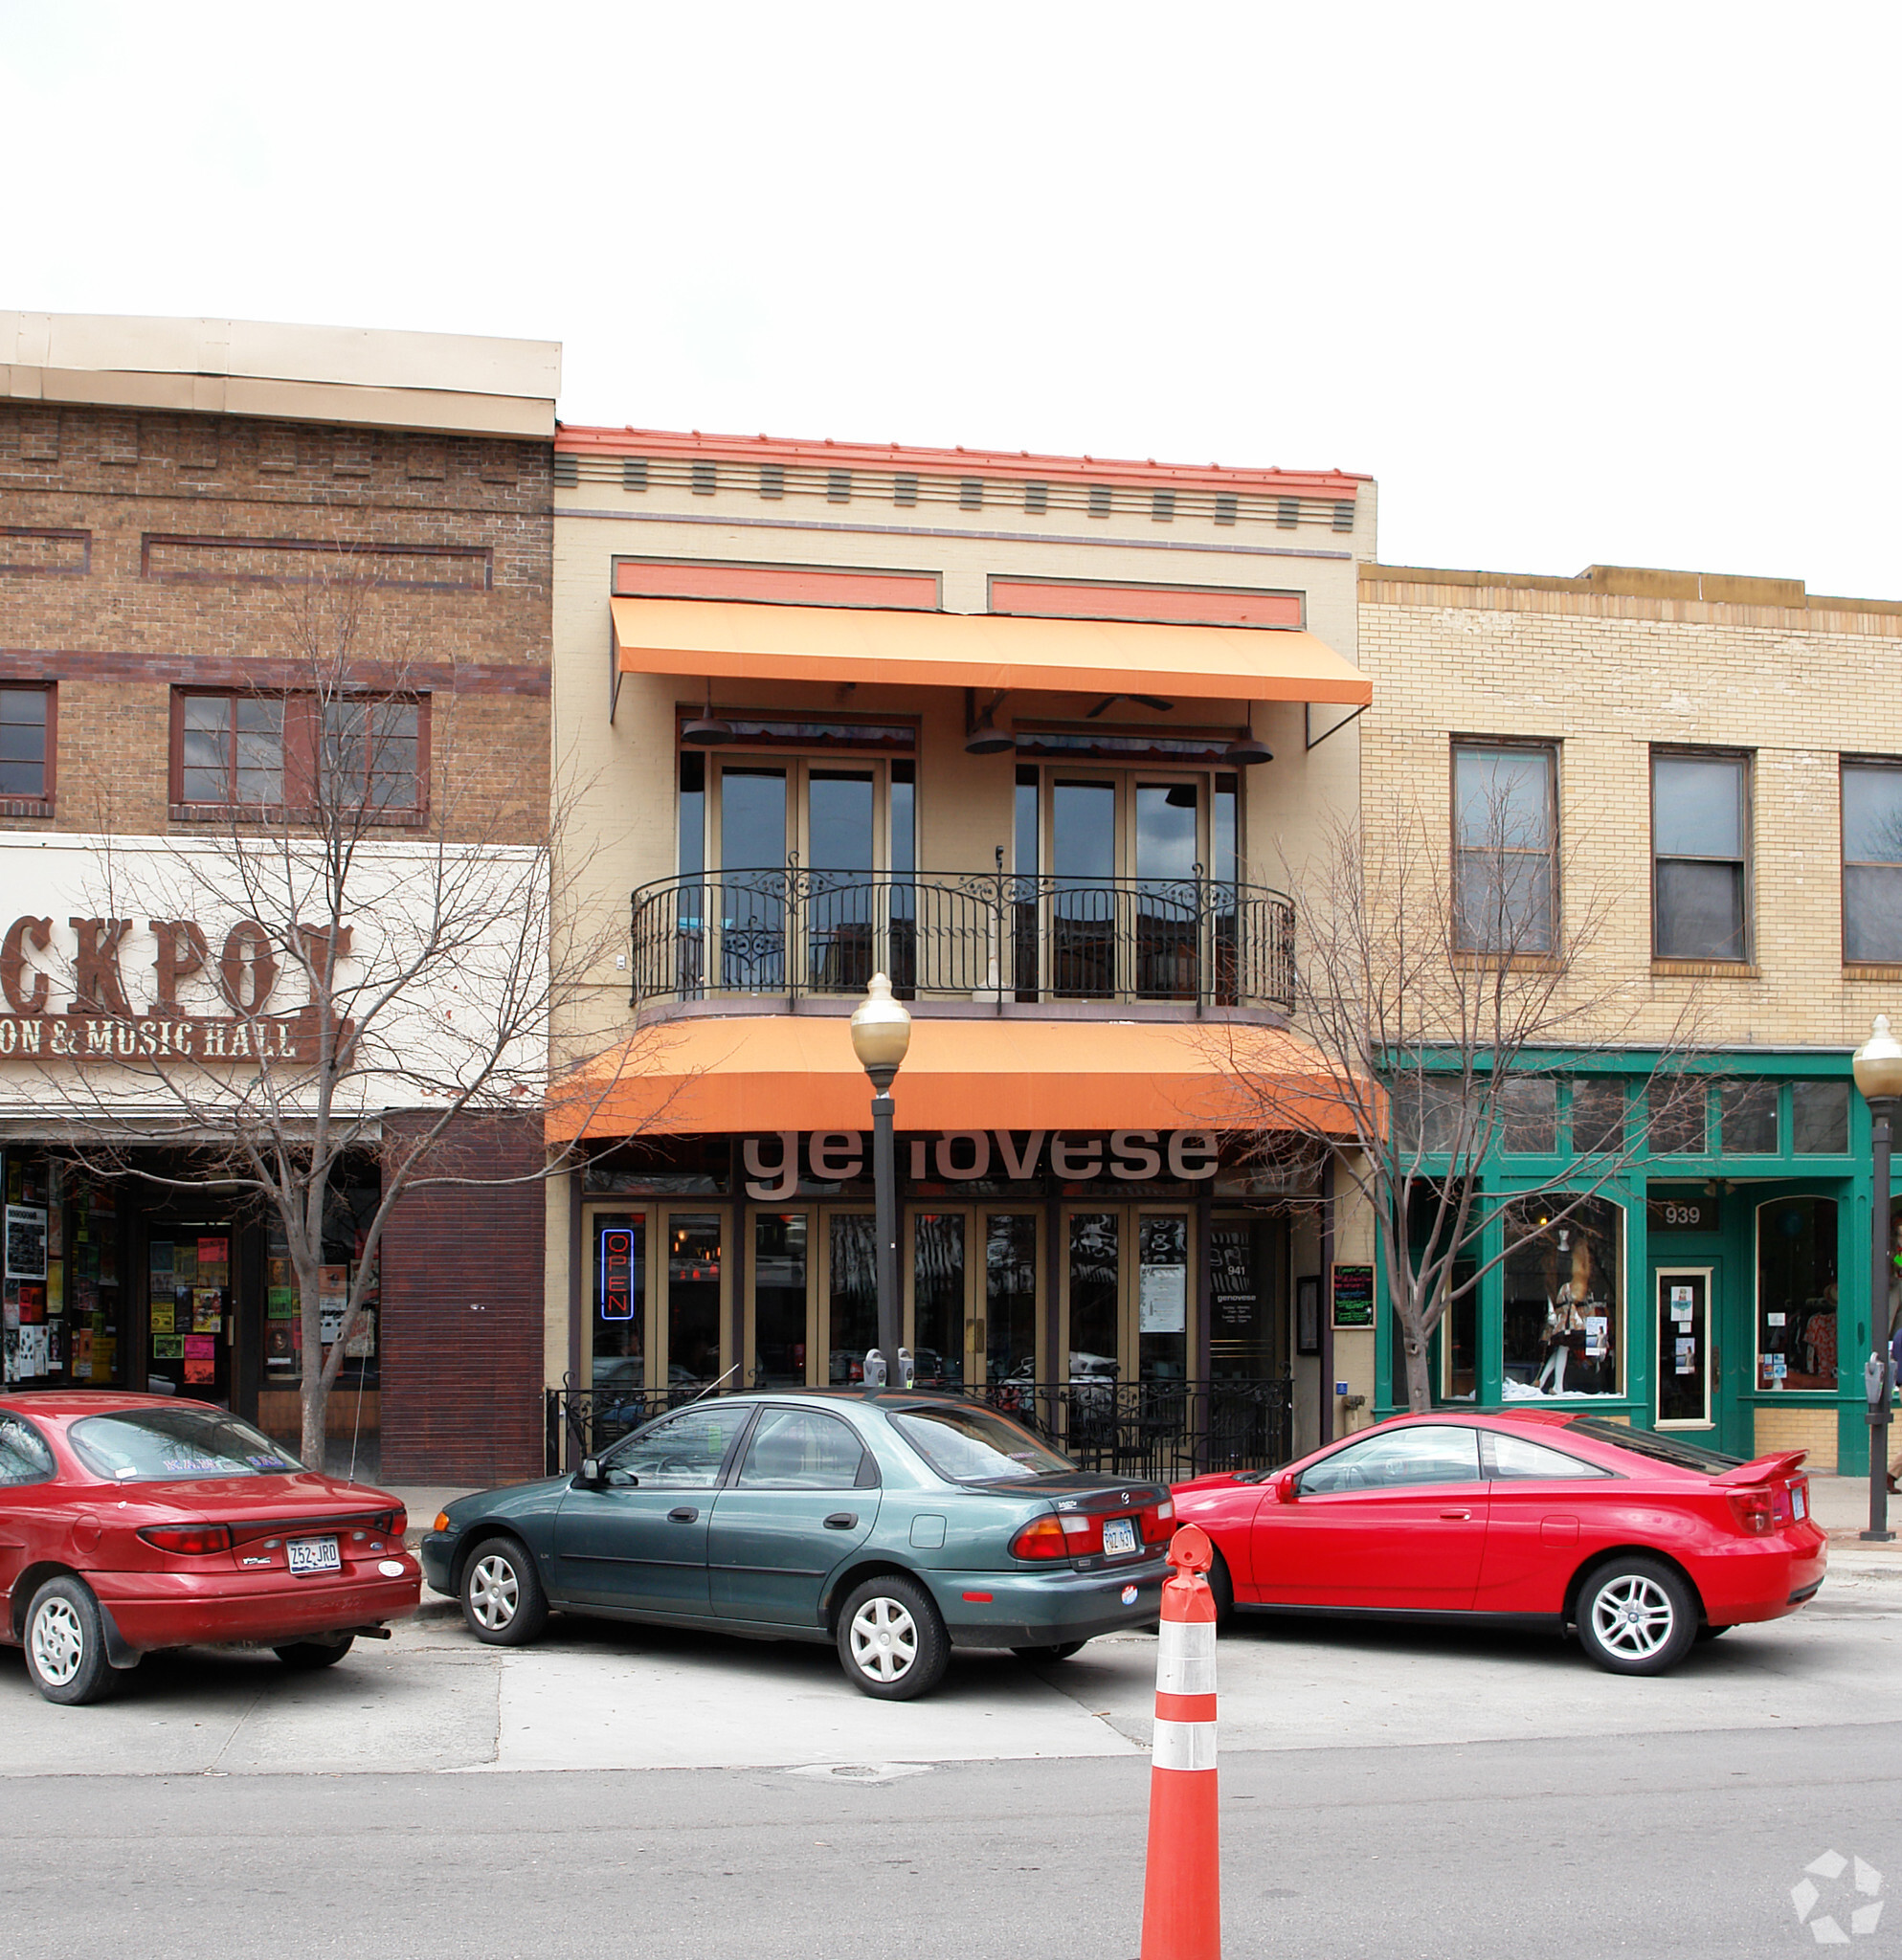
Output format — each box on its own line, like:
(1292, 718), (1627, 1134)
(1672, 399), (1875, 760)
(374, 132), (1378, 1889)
(964, 689), (1013, 755)
(681, 683), (733, 746)
(1221, 731), (1273, 766)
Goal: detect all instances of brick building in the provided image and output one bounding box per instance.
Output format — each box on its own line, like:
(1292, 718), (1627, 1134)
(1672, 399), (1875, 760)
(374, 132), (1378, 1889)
(0, 314), (559, 1481)
(1351, 561), (1902, 1471)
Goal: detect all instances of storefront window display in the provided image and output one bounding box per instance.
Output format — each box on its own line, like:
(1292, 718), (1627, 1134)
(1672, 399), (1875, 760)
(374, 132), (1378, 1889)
(1500, 1194), (1623, 1399)
(1755, 1196), (1839, 1391)
(666, 1215), (723, 1386)
(4, 1153), (125, 1391)
(592, 1214), (645, 1392)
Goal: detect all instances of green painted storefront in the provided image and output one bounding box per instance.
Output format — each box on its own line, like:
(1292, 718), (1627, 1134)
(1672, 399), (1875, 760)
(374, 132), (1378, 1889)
(1372, 1050), (1880, 1474)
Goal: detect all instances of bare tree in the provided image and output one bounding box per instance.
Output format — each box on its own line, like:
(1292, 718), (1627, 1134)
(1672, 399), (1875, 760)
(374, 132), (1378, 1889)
(12, 560), (663, 1465)
(1220, 775), (1705, 1414)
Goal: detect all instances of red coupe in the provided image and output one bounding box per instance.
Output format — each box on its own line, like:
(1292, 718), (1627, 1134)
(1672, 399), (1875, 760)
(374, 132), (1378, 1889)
(1172, 1410), (1826, 1674)
(0, 1392), (420, 1704)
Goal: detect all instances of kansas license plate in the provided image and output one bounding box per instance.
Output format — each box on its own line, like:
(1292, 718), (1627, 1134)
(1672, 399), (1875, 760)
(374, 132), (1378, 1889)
(286, 1535), (342, 1576)
(1101, 1517), (1138, 1558)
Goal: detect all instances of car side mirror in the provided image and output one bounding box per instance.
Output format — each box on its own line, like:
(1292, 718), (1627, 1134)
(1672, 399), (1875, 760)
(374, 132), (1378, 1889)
(1274, 1470), (1298, 1503)
(577, 1457), (603, 1488)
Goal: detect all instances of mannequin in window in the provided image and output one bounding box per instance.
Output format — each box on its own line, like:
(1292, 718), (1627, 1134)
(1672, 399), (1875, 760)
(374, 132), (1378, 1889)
(1535, 1228), (1594, 1394)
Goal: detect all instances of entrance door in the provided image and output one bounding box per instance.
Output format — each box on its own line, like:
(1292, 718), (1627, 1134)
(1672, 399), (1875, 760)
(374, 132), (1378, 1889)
(145, 1223), (236, 1407)
(907, 1210), (975, 1388)
(1061, 1205), (1196, 1384)
(1655, 1266), (1715, 1429)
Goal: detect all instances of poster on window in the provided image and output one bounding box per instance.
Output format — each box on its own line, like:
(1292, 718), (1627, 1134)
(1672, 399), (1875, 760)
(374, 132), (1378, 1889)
(1138, 1263), (1187, 1333)
(5, 1206), (47, 1281)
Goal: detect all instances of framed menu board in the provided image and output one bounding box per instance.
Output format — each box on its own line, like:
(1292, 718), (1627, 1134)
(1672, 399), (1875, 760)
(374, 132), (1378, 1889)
(1331, 1263), (1376, 1329)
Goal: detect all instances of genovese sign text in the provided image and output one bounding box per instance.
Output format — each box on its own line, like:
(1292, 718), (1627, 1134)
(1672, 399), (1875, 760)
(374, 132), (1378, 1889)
(741, 1128), (1220, 1199)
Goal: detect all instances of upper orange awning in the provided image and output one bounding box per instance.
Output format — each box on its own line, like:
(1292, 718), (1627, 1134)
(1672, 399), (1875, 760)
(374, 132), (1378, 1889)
(548, 1013), (1357, 1142)
(611, 596), (1371, 705)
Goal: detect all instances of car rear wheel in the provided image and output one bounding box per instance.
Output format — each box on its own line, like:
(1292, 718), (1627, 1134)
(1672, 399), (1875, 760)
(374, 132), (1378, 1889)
(1011, 1640), (1087, 1662)
(1576, 1558), (1697, 1676)
(460, 1536), (549, 1647)
(275, 1636), (355, 1669)
(24, 1576), (119, 1706)
(837, 1575), (949, 1701)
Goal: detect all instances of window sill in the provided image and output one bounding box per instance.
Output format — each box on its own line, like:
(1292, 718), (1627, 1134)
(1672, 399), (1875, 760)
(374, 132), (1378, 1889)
(1451, 950), (1562, 973)
(0, 796), (53, 819)
(1650, 958), (1758, 979)
(168, 802), (429, 828)
(1845, 963), (1902, 983)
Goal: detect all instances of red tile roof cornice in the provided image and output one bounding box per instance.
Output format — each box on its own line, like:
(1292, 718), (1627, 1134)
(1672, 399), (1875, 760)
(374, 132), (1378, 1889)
(554, 423), (1366, 500)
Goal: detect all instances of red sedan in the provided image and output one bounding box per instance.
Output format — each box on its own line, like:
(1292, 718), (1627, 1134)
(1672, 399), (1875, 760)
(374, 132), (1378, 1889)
(0, 1392), (420, 1704)
(1173, 1411), (1826, 1674)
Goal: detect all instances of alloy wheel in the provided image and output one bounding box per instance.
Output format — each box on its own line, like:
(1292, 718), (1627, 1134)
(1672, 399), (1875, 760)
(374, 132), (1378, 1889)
(1590, 1573), (1676, 1660)
(468, 1554), (520, 1632)
(31, 1598), (86, 1686)
(848, 1595), (918, 1684)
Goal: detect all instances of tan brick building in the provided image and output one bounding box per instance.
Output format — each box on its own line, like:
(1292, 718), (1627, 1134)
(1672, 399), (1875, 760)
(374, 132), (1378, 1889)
(0, 315), (559, 1480)
(1354, 561), (1902, 1471)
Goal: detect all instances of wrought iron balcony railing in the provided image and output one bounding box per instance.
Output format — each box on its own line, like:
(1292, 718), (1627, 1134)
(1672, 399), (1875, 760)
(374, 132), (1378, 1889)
(629, 861), (1294, 1013)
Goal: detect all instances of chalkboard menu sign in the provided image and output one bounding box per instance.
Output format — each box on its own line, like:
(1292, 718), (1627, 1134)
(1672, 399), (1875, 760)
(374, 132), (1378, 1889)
(1331, 1263), (1375, 1329)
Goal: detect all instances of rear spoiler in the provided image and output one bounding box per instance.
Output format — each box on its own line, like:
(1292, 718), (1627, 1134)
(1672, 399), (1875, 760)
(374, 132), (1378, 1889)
(1715, 1449), (1808, 1486)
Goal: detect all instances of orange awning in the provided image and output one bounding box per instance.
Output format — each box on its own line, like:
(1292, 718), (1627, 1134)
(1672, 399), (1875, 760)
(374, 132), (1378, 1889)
(611, 595), (1371, 705)
(548, 1013), (1357, 1142)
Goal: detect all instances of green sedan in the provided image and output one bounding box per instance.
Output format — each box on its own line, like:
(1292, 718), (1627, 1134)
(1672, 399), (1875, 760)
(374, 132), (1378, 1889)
(419, 1391), (1173, 1699)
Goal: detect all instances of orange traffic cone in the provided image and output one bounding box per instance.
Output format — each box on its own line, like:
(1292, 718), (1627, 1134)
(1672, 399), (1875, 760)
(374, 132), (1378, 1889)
(1139, 1522), (1220, 1959)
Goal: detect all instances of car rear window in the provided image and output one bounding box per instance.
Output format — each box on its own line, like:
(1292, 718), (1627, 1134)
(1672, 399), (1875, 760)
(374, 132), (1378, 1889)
(68, 1408), (303, 1482)
(1565, 1417), (1742, 1475)
(890, 1405), (1072, 1482)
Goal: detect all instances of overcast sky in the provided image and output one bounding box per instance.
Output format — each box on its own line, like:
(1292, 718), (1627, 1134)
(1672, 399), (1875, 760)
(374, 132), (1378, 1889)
(6, 2), (1897, 595)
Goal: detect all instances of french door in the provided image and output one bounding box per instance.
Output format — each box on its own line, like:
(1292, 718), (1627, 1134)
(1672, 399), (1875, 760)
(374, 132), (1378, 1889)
(1059, 1204), (1195, 1382)
(585, 1202), (733, 1393)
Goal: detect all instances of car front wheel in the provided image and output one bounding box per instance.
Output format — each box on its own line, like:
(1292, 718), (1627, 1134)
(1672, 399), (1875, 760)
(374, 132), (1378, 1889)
(459, 1536), (549, 1647)
(837, 1575), (950, 1700)
(24, 1576), (120, 1705)
(1576, 1557), (1697, 1676)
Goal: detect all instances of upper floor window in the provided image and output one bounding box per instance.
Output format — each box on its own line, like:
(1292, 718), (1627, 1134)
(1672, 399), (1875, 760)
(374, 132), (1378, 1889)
(1842, 760), (1902, 964)
(1652, 750), (1751, 961)
(0, 684), (54, 805)
(172, 690), (426, 817)
(1451, 742), (1556, 954)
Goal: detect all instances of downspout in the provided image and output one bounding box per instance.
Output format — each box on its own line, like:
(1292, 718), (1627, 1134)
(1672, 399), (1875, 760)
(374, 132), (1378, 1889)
(1319, 1151), (1336, 1446)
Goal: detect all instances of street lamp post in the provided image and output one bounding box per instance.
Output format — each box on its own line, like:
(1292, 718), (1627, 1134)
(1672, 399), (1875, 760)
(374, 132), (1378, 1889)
(850, 972), (912, 1393)
(1852, 1014), (1902, 1543)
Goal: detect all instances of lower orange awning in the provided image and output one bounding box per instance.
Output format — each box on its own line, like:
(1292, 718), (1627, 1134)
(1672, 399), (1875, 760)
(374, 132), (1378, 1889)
(548, 1014), (1356, 1141)
(611, 595), (1371, 705)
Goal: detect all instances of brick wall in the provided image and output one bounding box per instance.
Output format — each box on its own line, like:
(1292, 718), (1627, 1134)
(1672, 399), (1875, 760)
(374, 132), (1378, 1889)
(0, 400), (552, 841)
(1358, 570), (1902, 1051)
(379, 1111), (548, 1482)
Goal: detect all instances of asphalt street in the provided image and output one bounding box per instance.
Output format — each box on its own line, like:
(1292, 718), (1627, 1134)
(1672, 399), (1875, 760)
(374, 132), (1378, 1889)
(5, 1561), (1899, 1959)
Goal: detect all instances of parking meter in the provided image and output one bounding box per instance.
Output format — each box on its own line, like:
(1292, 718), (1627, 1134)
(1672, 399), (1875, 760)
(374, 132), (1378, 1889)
(897, 1347), (917, 1389)
(1866, 1348), (1894, 1423)
(862, 1348), (888, 1388)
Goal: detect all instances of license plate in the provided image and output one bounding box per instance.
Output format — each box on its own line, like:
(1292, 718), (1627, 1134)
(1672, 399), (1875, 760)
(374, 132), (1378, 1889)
(1101, 1517), (1138, 1558)
(1793, 1485), (1807, 1521)
(286, 1536), (341, 1576)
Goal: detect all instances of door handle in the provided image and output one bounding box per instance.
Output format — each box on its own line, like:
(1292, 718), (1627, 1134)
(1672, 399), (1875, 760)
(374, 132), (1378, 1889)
(823, 1512), (859, 1530)
(667, 1506), (699, 1524)
(1440, 1509), (1472, 1521)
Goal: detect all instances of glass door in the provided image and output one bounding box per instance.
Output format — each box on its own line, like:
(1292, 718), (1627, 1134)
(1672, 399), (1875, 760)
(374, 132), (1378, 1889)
(1060, 1204), (1197, 1385)
(806, 768), (876, 993)
(1655, 1265), (1714, 1427)
(907, 1210), (973, 1387)
(749, 1209), (811, 1387)
(1133, 780), (1199, 1000)
(982, 1211), (1041, 1394)
(717, 765), (787, 991)
(145, 1223), (235, 1407)
(822, 1209), (877, 1384)
(1050, 778), (1118, 995)
(661, 1210), (727, 1392)
(587, 1208), (650, 1401)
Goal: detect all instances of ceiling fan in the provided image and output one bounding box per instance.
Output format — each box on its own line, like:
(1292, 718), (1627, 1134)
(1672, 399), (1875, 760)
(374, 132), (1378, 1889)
(1085, 693), (1175, 718)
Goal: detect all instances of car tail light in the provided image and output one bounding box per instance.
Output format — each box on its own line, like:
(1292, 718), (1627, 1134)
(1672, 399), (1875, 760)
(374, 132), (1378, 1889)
(1727, 1487), (1775, 1536)
(1141, 1499), (1175, 1545)
(1010, 1516), (1071, 1561)
(378, 1508), (408, 1538)
(138, 1524), (233, 1556)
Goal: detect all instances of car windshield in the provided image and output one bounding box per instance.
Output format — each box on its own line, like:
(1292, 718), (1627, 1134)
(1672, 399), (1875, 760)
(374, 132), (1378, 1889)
(1566, 1417), (1742, 1475)
(67, 1408), (304, 1482)
(890, 1405), (1071, 1482)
